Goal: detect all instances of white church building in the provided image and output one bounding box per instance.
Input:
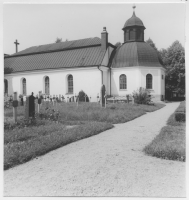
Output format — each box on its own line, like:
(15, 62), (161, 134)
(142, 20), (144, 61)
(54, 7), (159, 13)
(4, 9), (165, 102)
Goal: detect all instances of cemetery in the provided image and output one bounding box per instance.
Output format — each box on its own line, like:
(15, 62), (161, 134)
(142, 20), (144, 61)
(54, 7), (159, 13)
(4, 85), (165, 170)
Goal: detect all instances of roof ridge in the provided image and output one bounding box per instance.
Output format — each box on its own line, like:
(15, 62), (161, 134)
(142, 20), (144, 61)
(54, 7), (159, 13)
(11, 37), (101, 57)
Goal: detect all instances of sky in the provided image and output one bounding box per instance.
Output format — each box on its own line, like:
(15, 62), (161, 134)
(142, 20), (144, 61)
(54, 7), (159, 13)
(3, 3), (186, 55)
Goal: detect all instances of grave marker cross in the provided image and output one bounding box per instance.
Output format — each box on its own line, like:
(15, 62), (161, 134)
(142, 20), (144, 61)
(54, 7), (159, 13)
(14, 39), (20, 53)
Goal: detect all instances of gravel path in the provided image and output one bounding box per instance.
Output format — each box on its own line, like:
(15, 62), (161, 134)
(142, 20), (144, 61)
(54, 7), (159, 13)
(4, 102), (185, 197)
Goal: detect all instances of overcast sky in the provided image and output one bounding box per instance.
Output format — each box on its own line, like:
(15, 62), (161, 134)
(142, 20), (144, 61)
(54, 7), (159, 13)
(3, 3), (185, 55)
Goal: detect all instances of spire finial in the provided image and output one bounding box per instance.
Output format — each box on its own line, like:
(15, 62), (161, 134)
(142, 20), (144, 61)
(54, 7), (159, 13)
(132, 4), (136, 16)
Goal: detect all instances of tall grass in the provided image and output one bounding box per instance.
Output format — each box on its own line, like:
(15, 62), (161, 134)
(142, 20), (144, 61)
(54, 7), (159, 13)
(4, 101), (165, 124)
(4, 121), (113, 170)
(144, 101), (185, 162)
(4, 101), (165, 169)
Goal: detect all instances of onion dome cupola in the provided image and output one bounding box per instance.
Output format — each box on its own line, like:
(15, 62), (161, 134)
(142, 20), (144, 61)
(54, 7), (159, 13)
(122, 6), (146, 43)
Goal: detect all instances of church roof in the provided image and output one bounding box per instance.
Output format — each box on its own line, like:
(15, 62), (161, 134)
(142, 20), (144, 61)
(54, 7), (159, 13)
(111, 42), (162, 68)
(123, 11), (145, 29)
(10, 37), (102, 56)
(4, 38), (107, 73)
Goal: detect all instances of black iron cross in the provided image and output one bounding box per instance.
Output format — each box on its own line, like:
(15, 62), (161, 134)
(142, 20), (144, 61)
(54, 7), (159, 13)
(14, 39), (20, 53)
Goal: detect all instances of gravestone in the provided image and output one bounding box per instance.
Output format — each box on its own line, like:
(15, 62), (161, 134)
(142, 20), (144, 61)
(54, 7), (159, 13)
(21, 97), (24, 106)
(132, 96), (135, 104)
(29, 92), (35, 117)
(38, 94), (41, 113)
(126, 95), (129, 104)
(100, 84), (106, 108)
(25, 96), (29, 120)
(12, 92), (18, 123)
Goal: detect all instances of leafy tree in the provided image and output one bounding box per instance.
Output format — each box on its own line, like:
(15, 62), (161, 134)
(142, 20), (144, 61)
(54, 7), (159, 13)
(55, 37), (62, 43)
(114, 42), (121, 47)
(4, 67), (13, 74)
(159, 41), (185, 98)
(146, 38), (163, 65)
(146, 38), (158, 51)
(78, 90), (89, 102)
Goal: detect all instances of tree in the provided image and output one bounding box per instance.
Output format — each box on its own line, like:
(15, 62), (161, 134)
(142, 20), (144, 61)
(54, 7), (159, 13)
(146, 38), (158, 51)
(114, 42), (121, 47)
(55, 37), (62, 43)
(78, 90), (89, 102)
(146, 38), (164, 65)
(4, 67), (13, 74)
(159, 40), (185, 99)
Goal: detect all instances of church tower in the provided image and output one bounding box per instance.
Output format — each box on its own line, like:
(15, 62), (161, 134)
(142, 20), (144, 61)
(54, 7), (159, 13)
(122, 6), (146, 43)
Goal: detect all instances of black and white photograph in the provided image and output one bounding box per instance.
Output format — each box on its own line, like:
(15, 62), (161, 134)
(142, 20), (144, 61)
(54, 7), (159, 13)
(3, 1), (187, 197)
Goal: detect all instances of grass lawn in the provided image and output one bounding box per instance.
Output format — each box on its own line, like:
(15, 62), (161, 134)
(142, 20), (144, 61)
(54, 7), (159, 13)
(144, 101), (185, 162)
(4, 101), (165, 170)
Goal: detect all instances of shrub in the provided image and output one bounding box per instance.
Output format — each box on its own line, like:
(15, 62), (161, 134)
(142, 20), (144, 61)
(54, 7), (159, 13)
(132, 87), (151, 104)
(175, 101), (185, 113)
(78, 90), (89, 102)
(175, 112), (185, 122)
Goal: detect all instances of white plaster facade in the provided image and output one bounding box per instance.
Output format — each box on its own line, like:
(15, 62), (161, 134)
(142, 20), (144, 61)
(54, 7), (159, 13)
(4, 64), (165, 102)
(110, 66), (165, 101)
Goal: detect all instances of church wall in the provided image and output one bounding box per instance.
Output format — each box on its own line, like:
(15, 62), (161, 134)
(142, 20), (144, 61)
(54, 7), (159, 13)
(111, 67), (165, 101)
(111, 68), (139, 96)
(4, 67), (102, 102)
(140, 67), (164, 101)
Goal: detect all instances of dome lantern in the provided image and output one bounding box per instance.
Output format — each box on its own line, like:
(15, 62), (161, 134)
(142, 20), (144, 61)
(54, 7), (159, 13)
(122, 6), (146, 43)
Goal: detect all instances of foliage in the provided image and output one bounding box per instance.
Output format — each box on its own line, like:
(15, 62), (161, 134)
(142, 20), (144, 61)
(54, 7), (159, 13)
(175, 112), (185, 122)
(115, 42), (121, 47)
(146, 38), (164, 65)
(4, 67), (13, 74)
(175, 101), (185, 113)
(146, 38), (158, 51)
(144, 101), (185, 162)
(55, 37), (62, 43)
(159, 41), (185, 98)
(4, 121), (113, 170)
(132, 87), (152, 104)
(78, 90), (89, 102)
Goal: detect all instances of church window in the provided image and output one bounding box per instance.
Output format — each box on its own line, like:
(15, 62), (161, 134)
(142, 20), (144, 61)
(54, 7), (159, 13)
(68, 75), (73, 93)
(22, 78), (26, 95)
(4, 79), (8, 94)
(119, 74), (127, 89)
(45, 76), (50, 95)
(146, 74), (152, 89)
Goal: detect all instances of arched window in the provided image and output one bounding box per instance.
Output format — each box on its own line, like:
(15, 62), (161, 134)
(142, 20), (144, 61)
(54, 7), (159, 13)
(68, 75), (73, 93)
(45, 76), (50, 94)
(146, 74), (152, 89)
(4, 79), (8, 94)
(119, 74), (127, 89)
(22, 78), (26, 95)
